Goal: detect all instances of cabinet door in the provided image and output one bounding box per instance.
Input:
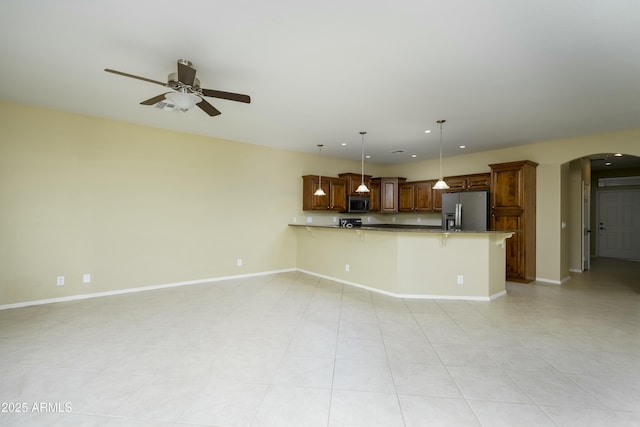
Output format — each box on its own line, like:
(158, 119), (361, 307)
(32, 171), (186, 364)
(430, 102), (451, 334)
(369, 180), (381, 212)
(445, 177), (467, 192)
(329, 179), (348, 211)
(414, 181), (433, 211)
(492, 213), (523, 281)
(399, 183), (415, 212)
(339, 173), (372, 195)
(380, 179), (399, 212)
(302, 176), (330, 210)
(467, 173), (490, 191)
(491, 167), (522, 209)
(431, 182), (444, 212)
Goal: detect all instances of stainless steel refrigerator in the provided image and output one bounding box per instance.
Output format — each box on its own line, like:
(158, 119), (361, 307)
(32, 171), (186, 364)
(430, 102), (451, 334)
(441, 190), (489, 231)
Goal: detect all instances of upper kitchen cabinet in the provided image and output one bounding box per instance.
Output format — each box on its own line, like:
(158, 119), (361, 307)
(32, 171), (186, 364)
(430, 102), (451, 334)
(431, 182), (444, 212)
(399, 181), (433, 212)
(302, 175), (348, 211)
(371, 177), (406, 213)
(339, 173), (372, 196)
(444, 173), (491, 193)
(466, 173), (491, 191)
(369, 179), (380, 212)
(431, 173), (490, 211)
(489, 160), (537, 283)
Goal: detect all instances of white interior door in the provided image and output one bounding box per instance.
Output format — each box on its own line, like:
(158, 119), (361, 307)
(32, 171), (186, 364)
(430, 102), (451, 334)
(597, 190), (640, 260)
(582, 182), (591, 270)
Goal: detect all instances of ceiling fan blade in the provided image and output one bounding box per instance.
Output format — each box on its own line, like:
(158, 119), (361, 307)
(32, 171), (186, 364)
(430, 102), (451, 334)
(177, 61), (197, 86)
(201, 88), (251, 104)
(196, 98), (222, 116)
(104, 68), (168, 87)
(140, 93), (168, 105)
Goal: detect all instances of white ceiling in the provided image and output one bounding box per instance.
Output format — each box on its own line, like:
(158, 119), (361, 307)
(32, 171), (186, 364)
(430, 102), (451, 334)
(1, 0), (639, 165)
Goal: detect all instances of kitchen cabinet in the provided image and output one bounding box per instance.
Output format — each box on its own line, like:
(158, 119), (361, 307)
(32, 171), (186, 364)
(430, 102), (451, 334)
(369, 179), (381, 212)
(431, 182), (444, 212)
(370, 177), (406, 213)
(443, 173), (491, 193)
(302, 175), (348, 211)
(466, 173), (491, 191)
(399, 181), (433, 212)
(338, 173), (372, 196)
(432, 173), (490, 212)
(443, 177), (467, 192)
(489, 160), (537, 283)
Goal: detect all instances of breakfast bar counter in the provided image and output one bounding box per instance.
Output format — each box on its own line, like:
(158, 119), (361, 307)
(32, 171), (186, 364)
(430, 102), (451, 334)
(289, 224), (513, 300)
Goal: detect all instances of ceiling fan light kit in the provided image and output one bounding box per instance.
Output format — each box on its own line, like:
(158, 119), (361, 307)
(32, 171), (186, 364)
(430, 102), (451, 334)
(104, 59), (250, 117)
(165, 92), (200, 112)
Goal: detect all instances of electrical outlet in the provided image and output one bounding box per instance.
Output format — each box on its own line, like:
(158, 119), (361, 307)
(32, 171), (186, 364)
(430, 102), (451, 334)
(83, 273), (91, 284)
(457, 275), (464, 285)
(345, 264), (350, 272)
(237, 258), (243, 267)
(306, 216), (313, 224)
(417, 217), (421, 223)
(333, 217), (337, 223)
(56, 276), (65, 286)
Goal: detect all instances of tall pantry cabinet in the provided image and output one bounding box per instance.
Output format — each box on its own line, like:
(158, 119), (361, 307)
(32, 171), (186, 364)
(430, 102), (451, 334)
(489, 160), (538, 283)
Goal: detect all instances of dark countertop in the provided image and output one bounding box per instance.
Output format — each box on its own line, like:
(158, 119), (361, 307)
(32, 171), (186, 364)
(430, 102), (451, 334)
(289, 223), (511, 234)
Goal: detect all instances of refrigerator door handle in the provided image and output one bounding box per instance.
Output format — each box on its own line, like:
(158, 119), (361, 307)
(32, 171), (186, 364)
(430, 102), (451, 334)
(455, 203), (461, 230)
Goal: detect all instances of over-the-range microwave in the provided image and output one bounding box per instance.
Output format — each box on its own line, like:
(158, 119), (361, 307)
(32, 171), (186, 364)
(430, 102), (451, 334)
(347, 196), (370, 213)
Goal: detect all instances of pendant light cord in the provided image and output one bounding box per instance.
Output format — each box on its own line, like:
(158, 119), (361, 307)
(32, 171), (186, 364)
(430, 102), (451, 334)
(318, 144), (323, 185)
(360, 132), (366, 184)
(437, 120), (446, 179)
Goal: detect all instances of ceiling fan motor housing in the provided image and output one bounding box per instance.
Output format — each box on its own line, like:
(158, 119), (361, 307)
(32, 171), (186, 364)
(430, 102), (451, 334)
(168, 73), (201, 91)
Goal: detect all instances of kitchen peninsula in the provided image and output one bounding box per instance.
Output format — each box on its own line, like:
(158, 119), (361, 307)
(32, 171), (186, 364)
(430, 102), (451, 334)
(290, 224), (513, 301)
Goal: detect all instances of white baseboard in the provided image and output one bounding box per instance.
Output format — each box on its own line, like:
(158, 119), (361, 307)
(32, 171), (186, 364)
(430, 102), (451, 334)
(535, 276), (571, 285)
(297, 269), (505, 301)
(0, 268), (296, 311)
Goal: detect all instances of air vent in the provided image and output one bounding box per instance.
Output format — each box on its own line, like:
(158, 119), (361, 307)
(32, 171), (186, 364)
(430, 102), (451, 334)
(391, 149), (405, 154)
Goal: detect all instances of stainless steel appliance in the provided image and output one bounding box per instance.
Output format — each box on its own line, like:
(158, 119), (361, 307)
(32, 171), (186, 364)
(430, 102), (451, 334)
(340, 218), (362, 228)
(442, 191), (489, 231)
(347, 196), (370, 213)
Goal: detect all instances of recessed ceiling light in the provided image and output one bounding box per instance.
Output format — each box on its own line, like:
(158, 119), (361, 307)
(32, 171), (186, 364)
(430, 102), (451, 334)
(365, 155), (371, 159)
(459, 145), (466, 149)
(605, 161), (612, 166)
(411, 154), (417, 158)
(614, 153), (622, 157)
(424, 130), (431, 134)
(341, 142), (347, 146)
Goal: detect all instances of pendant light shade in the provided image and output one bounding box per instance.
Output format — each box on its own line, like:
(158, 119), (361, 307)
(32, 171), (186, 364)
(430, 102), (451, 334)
(355, 131), (370, 193)
(313, 144), (326, 196)
(433, 119), (449, 190)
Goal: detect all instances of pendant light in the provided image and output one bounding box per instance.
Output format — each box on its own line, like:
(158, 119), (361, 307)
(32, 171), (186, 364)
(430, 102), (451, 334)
(313, 144), (326, 196)
(355, 131), (370, 193)
(433, 119), (450, 190)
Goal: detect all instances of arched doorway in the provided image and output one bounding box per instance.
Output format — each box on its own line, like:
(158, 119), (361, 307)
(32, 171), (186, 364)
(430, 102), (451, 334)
(568, 153), (640, 272)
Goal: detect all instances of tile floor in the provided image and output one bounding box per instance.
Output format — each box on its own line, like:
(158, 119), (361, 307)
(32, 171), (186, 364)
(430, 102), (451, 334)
(0, 258), (639, 426)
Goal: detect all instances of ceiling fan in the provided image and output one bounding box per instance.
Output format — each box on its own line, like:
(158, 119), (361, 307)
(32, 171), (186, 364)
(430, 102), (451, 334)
(104, 59), (251, 116)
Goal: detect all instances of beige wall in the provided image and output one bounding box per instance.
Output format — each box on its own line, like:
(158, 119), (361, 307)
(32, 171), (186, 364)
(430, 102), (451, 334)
(2, 101), (640, 305)
(568, 159), (584, 272)
(0, 102), (366, 305)
(295, 227), (509, 299)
